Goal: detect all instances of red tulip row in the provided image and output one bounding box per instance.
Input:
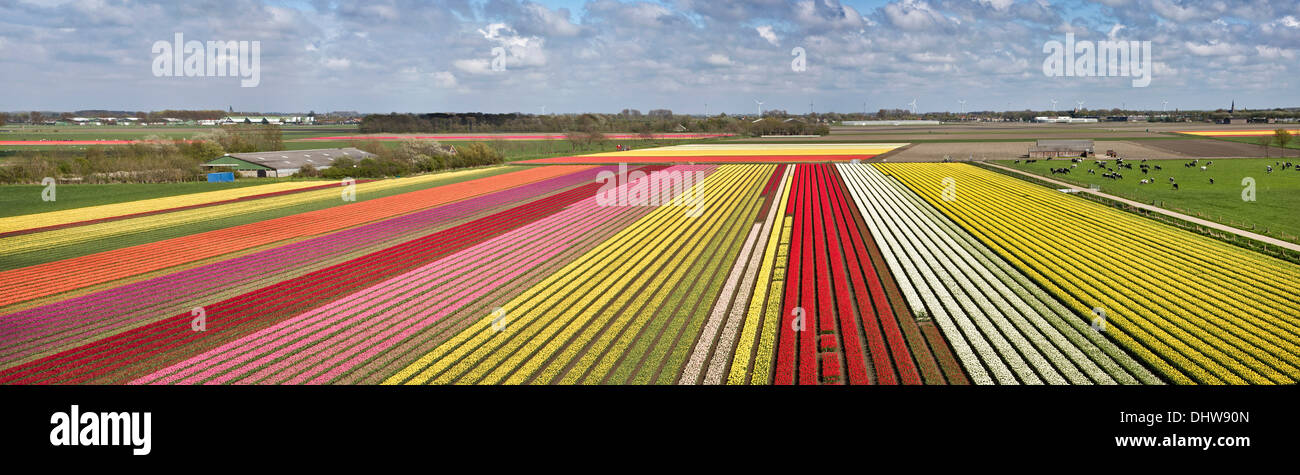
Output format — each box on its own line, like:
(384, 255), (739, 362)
(772, 164), (922, 384)
(0, 176), (618, 384)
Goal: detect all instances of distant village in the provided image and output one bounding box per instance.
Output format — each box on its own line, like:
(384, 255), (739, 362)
(29, 115), (351, 127)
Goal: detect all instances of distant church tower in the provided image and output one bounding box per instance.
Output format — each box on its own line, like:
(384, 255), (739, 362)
(1230, 100), (1235, 114)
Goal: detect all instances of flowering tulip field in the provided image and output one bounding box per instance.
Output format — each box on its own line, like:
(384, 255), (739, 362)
(2, 144), (1296, 385)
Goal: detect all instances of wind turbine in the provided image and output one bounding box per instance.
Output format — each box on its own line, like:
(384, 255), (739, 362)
(907, 98), (917, 115)
(754, 98), (764, 117)
(540, 105), (546, 115)
(1075, 100), (1085, 113)
(1050, 98), (1058, 112)
(958, 99), (967, 115)
(1161, 100), (1168, 113)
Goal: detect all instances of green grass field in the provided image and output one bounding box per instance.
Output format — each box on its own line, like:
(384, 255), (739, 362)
(0, 178), (331, 219)
(995, 157), (1300, 243)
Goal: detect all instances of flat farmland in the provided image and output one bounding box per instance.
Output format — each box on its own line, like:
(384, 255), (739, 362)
(1142, 139), (1275, 158)
(996, 157), (1300, 243)
(1, 143), (1296, 385)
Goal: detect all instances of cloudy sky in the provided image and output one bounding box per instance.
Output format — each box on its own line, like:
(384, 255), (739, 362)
(2, 0), (1298, 114)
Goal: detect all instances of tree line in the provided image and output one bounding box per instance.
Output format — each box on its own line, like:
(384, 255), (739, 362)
(0, 125), (281, 184)
(297, 140), (505, 179)
(358, 112), (830, 137)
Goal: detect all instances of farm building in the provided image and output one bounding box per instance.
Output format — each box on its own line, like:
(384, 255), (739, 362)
(1032, 116), (1099, 123)
(1028, 139), (1094, 158)
(220, 116), (316, 125)
(200, 147), (374, 177)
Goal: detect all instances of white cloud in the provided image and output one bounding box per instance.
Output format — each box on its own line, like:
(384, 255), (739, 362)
(322, 57), (351, 70)
(1185, 40), (1235, 56)
(1107, 23), (1125, 40)
(976, 0), (1014, 11)
(522, 4), (581, 37)
(1255, 45), (1296, 60)
(756, 25), (779, 46)
(704, 53), (733, 66)
(431, 71), (457, 88)
(1, 0), (1298, 112)
(882, 0), (951, 31)
(453, 58), (492, 75)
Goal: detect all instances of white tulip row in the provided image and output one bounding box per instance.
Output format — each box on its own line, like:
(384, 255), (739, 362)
(681, 165), (794, 384)
(884, 171), (1161, 385)
(839, 165), (1003, 385)
(839, 163), (1156, 384)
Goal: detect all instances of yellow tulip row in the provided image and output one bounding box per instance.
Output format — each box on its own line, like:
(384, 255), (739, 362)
(383, 165), (771, 384)
(0, 180), (332, 234)
(546, 167), (767, 385)
(0, 169), (489, 256)
(727, 170), (795, 385)
(958, 181), (1300, 381)
(878, 163), (1300, 385)
(887, 167), (1284, 384)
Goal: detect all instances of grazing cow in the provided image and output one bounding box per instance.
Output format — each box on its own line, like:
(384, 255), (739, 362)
(1155, 165), (1163, 170)
(1200, 166), (1207, 171)
(1169, 177), (1175, 183)
(1173, 183), (1179, 190)
(1209, 177), (1215, 184)
(1268, 166), (1274, 173)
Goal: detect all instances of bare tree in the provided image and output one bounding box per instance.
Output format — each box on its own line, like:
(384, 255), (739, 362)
(1276, 129), (1293, 159)
(565, 131), (583, 152)
(1257, 135), (1271, 158)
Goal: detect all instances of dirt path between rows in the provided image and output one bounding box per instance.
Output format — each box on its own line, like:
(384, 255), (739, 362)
(981, 162), (1300, 253)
